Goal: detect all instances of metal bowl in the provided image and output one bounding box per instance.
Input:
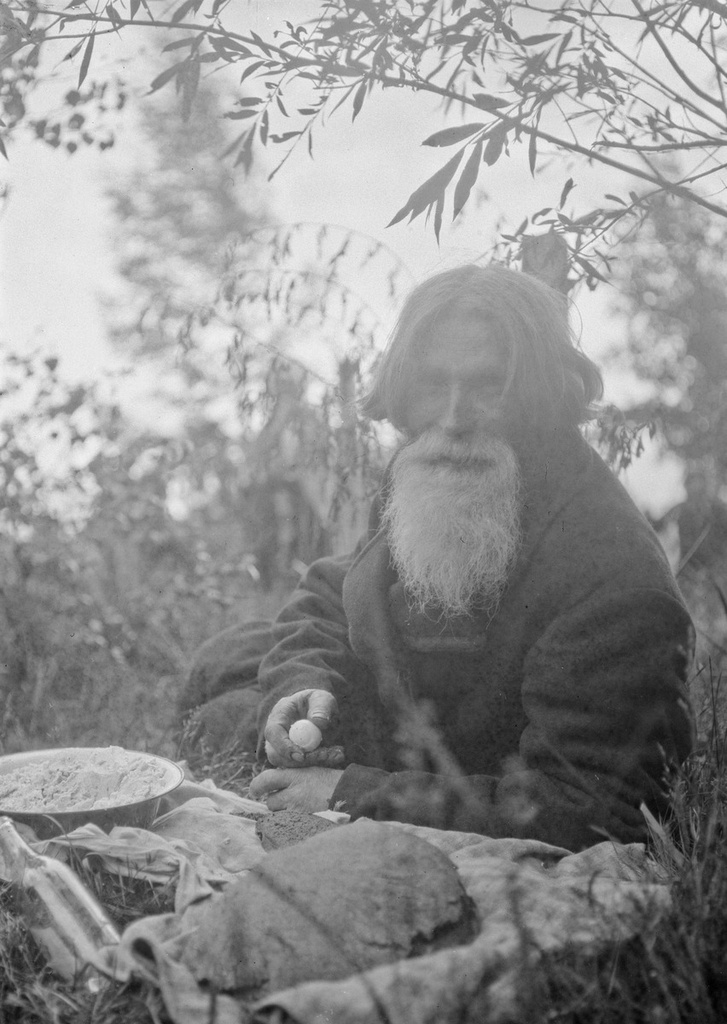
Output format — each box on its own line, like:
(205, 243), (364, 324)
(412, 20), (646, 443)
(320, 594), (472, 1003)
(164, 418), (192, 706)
(0, 747), (185, 840)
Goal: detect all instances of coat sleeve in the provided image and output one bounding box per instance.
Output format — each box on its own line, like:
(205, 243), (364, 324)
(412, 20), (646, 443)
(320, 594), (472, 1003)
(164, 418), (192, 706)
(331, 587), (695, 850)
(255, 547), (369, 751)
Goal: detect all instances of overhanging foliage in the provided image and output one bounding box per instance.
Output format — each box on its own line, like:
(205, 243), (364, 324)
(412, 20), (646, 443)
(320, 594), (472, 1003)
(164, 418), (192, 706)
(2, 1), (727, 285)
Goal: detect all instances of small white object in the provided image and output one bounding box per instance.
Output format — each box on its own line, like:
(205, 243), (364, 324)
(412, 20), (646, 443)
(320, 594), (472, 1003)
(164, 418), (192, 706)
(288, 719), (323, 752)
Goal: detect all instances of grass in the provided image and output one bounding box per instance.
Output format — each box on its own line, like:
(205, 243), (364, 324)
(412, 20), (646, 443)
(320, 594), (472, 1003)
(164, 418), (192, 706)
(0, 877), (172, 1024)
(0, 742), (255, 1024)
(5, 747), (727, 1024)
(524, 743), (727, 1024)
(2, 693), (727, 1023)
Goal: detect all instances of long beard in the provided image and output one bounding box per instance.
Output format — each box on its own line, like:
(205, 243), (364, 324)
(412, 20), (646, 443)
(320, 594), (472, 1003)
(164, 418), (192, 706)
(381, 431), (523, 617)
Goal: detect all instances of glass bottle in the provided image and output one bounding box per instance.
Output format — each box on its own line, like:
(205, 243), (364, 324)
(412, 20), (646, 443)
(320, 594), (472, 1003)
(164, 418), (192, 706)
(0, 816), (120, 987)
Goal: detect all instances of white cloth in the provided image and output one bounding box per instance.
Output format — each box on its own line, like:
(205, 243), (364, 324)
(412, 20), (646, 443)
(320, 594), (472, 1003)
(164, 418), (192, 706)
(33, 776), (670, 1024)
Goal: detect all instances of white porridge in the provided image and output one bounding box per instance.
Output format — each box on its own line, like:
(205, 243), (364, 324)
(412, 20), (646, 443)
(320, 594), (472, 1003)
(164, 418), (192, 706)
(0, 747), (170, 812)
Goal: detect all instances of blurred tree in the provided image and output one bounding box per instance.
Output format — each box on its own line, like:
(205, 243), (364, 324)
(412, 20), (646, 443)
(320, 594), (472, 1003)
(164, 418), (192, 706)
(104, 68), (265, 380)
(607, 192), (727, 732)
(609, 194), (727, 478)
(104, 70), (348, 577)
(0, 352), (285, 753)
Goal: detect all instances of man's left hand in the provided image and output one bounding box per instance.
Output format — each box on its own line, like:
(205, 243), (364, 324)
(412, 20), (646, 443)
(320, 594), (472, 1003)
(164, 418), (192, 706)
(249, 767), (344, 812)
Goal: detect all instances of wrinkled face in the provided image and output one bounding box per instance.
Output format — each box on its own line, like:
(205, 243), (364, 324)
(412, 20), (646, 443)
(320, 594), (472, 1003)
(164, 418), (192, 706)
(405, 311), (510, 441)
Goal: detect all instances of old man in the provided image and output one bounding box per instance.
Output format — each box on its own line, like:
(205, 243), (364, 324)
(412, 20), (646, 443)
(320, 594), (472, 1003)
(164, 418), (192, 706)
(183, 264), (694, 852)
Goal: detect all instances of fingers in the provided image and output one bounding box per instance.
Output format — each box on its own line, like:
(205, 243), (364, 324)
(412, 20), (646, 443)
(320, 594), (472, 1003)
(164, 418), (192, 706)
(264, 790), (290, 812)
(264, 690), (340, 766)
(248, 767), (342, 813)
(264, 722), (302, 765)
(248, 768), (292, 800)
(305, 690), (338, 731)
(264, 740), (345, 769)
(295, 744), (345, 768)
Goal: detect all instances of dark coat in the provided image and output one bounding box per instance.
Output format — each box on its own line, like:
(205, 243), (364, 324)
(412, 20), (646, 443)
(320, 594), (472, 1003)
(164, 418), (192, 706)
(256, 431), (694, 850)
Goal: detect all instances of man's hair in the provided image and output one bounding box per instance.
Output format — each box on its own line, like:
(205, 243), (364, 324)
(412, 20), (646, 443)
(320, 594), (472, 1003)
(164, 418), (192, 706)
(361, 263), (603, 432)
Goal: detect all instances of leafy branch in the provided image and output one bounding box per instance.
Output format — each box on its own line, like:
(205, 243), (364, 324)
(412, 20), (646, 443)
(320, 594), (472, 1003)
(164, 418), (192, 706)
(4, 1), (727, 285)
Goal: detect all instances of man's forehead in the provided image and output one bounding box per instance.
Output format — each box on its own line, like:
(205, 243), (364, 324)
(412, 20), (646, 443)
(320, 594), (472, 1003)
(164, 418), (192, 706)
(416, 310), (508, 370)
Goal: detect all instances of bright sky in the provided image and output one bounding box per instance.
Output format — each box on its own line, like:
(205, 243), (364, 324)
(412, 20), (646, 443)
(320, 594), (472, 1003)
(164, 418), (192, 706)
(0, 0), (684, 513)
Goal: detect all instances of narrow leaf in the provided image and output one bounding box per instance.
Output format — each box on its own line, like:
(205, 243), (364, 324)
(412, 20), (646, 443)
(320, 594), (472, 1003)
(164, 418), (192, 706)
(235, 96), (262, 107)
(180, 57), (200, 121)
(605, 193), (626, 205)
(269, 131), (301, 142)
(149, 61), (184, 93)
(558, 176), (575, 208)
(387, 149), (465, 228)
(352, 81), (367, 122)
(528, 127), (537, 176)
(472, 93), (508, 111)
(105, 3), (122, 29)
(519, 32), (560, 45)
(532, 207), (553, 223)
(63, 38), (85, 61)
(78, 32), (95, 89)
(573, 254), (608, 283)
(130, 0), (141, 18)
(234, 125), (256, 175)
(225, 109), (257, 120)
(250, 30), (273, 57)
(0, 135), (7, 160)
(162, 36), (198, 52)
(453, 140), (483, 219)
(483, 124), (507, 166)
(433, 194), (444, 244)
(240, 60), (267, 82)
(555, 29), (572, 64)
(422, 122), (485, 147)
(171, 0), (198, 24)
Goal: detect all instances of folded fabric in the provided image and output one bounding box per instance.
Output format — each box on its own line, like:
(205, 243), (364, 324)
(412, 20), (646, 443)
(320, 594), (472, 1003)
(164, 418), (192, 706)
(107, 820), (670, 1024)
(252, 825), (670, 1024)
(36, 776), (270, 914)
(26, 768), (672, 1024)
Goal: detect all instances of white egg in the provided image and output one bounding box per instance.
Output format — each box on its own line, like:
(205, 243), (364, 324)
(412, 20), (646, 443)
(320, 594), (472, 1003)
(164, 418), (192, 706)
(288, 719), (323, 752)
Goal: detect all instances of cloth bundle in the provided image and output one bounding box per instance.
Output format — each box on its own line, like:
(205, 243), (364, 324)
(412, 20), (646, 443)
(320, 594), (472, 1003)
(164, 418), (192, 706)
(32, 773), (671, 1024)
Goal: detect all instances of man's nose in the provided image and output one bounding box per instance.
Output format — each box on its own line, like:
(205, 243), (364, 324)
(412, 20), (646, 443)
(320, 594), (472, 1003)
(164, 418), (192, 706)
(439, 382), (478, 436)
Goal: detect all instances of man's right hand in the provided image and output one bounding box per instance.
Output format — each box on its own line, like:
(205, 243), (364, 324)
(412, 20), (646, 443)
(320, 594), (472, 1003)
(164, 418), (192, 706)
(263, 689), (344, 768)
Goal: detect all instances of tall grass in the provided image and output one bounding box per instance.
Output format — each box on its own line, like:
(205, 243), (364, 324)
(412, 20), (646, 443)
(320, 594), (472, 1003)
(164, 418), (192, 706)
(520, 669), (727, 1024)
(1, 684), (727, 1024)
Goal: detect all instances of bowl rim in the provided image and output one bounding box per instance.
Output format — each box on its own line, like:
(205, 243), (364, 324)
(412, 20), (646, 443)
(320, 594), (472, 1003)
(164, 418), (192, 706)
(0, 746), (185, 817)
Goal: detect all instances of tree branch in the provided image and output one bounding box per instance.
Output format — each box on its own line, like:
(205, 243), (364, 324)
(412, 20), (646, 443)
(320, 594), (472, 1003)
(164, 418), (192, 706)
(630, 0), (727, 113)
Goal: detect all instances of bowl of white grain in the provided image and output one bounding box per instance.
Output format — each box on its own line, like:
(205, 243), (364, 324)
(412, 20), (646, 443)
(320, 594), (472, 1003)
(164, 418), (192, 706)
(0, 746), (185, 839)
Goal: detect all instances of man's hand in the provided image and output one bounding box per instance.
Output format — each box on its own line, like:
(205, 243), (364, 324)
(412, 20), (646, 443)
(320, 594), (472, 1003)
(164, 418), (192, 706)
(263, 689), (344, 768)
(249, 767), (344, 812)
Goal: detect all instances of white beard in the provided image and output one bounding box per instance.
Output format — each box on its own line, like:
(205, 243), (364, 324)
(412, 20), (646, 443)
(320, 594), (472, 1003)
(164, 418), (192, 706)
(381, 431), (523, 617)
